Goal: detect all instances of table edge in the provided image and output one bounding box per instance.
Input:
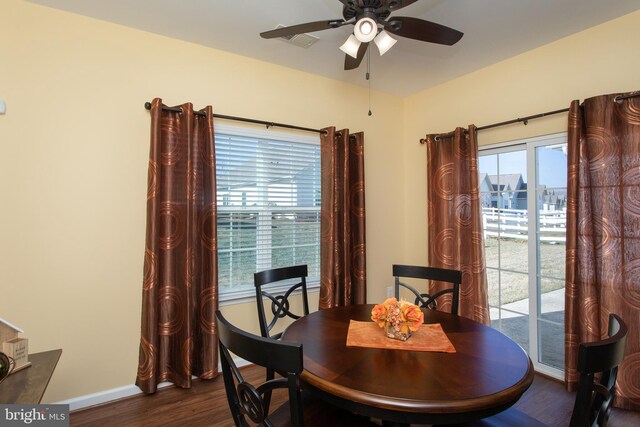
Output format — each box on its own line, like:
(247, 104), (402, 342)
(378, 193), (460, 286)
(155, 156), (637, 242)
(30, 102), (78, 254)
(289, 306), (535, 415)
(301, 355), (534, 414)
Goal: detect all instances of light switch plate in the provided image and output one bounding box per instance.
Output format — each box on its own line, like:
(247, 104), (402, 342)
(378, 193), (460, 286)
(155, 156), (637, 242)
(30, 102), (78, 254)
(0, 100), (5, 114)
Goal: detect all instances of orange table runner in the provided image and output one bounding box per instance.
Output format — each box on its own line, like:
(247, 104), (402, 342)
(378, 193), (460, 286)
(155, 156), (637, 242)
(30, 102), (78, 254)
(346, 320), (456, 353)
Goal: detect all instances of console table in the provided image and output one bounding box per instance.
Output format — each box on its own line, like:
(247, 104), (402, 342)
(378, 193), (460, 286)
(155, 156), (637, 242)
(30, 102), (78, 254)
(0, 349), (62, 403)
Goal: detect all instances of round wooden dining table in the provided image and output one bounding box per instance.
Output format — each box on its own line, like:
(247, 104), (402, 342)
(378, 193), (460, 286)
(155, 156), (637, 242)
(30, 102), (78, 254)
(281, 304), (534, 426)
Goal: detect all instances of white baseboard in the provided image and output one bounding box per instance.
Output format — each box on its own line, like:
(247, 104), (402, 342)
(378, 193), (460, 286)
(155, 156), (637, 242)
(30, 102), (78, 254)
(57, 358), (251, 412)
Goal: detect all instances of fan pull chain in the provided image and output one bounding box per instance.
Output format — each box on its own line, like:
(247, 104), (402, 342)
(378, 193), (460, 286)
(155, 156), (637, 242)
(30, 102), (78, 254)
(366, 47), (372, 116)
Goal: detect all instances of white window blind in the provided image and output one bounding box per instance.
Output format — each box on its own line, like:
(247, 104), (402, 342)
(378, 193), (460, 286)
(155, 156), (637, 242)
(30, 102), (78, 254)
(216, 129), (321, 295)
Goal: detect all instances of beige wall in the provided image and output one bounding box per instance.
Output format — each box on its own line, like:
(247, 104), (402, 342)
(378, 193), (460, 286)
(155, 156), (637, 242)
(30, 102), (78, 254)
(0, 0), (404, 402)
(2, 0), (638, 404)
(402, 10), (640, 267)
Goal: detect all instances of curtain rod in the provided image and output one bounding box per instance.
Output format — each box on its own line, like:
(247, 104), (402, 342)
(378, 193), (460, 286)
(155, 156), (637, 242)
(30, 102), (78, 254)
(614, 90), (640, 103)
(419, 107), (569, 144)
(476, 107), (570, 131)
(420, 91), (640, 144)
(144, 102), (325, 135)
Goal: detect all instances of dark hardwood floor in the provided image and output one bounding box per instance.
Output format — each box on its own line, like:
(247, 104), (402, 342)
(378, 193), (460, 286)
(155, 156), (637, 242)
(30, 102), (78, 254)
(70, 366), (640, 426)
(509, 373), (638, 427)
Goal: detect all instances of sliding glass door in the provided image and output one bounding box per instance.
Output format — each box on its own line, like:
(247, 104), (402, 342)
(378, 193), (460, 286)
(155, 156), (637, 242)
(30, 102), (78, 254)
(479, 133), (567, 377)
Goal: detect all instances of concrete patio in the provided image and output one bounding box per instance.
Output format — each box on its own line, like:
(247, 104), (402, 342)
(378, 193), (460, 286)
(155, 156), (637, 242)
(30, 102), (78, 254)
(490, 288), (565, 370)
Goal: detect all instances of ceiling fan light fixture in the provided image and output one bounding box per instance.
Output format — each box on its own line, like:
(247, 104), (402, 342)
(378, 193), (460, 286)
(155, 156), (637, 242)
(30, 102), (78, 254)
(354, 17), (377, 42)
(374, 30), (397, 55)
(339, 34), (361, 58)
(259, 0), (464, 71)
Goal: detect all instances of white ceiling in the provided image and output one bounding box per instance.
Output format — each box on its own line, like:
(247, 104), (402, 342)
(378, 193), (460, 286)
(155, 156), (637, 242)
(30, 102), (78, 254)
(27, 0), (640, 96)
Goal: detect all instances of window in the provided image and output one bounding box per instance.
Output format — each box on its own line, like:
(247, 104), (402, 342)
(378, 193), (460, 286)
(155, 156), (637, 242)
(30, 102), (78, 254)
(216, 125), (321, 300)
(479, 133), (567, 378)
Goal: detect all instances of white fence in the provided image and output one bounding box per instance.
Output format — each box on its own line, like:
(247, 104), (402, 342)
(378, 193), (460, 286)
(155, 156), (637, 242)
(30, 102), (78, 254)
(482, 208), (566, 243)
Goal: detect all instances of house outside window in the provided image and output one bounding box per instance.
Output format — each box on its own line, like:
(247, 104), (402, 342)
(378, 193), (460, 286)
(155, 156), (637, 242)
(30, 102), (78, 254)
(216, 125), (321, 302)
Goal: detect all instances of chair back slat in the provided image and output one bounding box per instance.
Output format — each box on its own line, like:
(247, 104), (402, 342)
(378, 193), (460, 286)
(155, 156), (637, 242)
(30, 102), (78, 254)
(393, 264), (462, 315)
(254, 265), (310, 338)
(569, 313), (628, 427)
(216, 310), (305, 427)
(217, 311), (303, 375)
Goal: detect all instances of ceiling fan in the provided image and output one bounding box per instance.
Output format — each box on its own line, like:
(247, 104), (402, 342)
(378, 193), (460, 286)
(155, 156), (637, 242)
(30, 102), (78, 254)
(260, 0), (463, 70)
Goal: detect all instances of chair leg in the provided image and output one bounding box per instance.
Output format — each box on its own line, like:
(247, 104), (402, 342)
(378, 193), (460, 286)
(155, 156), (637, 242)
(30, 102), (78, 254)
(263, 367), (275, 412)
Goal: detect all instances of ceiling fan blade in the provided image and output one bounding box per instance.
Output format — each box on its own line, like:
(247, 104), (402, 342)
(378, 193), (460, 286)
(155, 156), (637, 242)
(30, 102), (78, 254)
(385, 16), (463, 45)
(260, 19), (347, 39)
(344, 42), (369, 70)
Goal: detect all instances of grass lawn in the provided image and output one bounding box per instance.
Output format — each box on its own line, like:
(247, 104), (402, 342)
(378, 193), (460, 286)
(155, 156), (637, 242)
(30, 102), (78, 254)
(485, 237), (566, 305)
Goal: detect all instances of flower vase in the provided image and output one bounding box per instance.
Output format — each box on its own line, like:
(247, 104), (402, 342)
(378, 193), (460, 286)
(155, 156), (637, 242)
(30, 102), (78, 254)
(384, 322), (412, 341)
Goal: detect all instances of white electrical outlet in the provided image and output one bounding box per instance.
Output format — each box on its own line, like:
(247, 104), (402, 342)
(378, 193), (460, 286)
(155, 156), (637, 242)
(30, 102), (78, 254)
(0, 100), (5, 114)
(386, 286), (393, 298)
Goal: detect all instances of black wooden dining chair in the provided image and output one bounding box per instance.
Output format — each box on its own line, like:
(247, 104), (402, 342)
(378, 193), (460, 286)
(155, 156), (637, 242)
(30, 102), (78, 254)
(393, 264), (462, 315)
(216, 310), (377, 427)
(456, 313), (628, 427)
(254, 264), (310, 340)
(569, 313), (627, 427)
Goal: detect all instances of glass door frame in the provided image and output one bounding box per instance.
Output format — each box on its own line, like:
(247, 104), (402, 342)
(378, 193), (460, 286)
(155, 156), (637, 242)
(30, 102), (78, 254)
(479, 132), (566, 380)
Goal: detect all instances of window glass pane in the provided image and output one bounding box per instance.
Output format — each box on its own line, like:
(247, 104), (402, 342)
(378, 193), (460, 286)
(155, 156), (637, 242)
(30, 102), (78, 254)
(495, 270), (530, 355)
(538, 317), (564, 370)
(536, 143), (567, 372)
(486, 268), (500, 307)
(481, 136), (567, 377)
(539, 240), (566, 280)
(271, 211), (320, 278)
(217, 212), (258, 291)
(498, 204), (528, 274)
(539, 278), (565, 319)
(479, 153), (499, 270)
(536, 144), (567, 280)
(498, 270), (529, 315)
(494, 313), (529, 354)
(496, 153), (527, 212)
(536, 145), (567, 190)
(216, 132), (321, 292)
(480, 148), (528, 323)
(479, 153), (497, 209)
(484, 238), (499, 269)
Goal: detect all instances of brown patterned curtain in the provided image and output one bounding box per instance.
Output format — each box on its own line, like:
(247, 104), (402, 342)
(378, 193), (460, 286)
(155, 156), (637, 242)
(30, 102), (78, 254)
(136, 98), (218, 394)
(319, 127), (367, 308)
(425, 126), (490, 324)
(565, 92), (640, 410)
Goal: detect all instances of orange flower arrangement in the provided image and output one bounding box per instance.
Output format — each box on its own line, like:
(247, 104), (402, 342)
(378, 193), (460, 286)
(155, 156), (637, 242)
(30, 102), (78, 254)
(371, 297), (424, 340)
